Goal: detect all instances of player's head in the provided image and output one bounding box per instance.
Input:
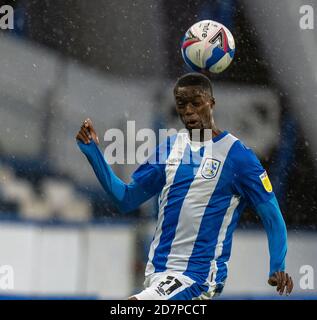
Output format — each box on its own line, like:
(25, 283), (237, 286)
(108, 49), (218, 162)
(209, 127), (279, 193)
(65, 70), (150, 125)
(173, 73), (215, 130)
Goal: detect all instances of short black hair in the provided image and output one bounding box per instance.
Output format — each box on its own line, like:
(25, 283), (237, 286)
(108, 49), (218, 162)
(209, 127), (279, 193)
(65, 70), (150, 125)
(174, 72), (213, 96)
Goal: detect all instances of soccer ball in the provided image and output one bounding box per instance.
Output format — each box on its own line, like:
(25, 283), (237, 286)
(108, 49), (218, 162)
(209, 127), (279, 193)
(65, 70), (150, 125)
(181, 20), (235, 74)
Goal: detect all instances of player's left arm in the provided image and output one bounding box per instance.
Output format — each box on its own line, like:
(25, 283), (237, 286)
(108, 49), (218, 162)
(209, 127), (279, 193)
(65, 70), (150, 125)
(255, 196), (293, 295)
(232, 142), (293, 295)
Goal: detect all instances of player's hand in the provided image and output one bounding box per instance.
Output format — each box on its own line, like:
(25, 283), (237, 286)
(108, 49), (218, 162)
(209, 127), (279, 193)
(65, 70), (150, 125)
(268, 271), (293, 296)
(76, 118), (99, 145)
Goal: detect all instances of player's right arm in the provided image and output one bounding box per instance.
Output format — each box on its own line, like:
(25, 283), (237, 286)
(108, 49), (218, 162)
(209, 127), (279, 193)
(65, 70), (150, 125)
(76, 119), (165, 213)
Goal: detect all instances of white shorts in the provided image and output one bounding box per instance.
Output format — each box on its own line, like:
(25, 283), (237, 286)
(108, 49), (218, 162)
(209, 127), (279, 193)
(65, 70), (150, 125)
(133, 272), (223, 300)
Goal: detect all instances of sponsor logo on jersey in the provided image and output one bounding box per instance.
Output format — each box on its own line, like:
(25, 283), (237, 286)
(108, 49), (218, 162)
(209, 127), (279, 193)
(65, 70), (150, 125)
(201, 158), (221, 179)
(260, 171), (273, 193)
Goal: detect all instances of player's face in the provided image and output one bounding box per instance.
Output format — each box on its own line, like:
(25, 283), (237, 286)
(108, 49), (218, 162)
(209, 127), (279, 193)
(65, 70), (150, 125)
(174, 86), (214, 130)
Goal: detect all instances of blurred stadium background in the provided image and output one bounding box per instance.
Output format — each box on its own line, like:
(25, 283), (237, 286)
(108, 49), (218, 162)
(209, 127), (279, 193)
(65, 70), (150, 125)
(0, 0), (316, 299)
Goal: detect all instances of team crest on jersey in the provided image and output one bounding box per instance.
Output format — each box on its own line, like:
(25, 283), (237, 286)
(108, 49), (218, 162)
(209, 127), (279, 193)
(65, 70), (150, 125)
(201, 158), (221, 179)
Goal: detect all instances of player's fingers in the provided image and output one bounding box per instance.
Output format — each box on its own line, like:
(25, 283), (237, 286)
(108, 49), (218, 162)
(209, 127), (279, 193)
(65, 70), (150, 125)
(75, 132), (81, 142)
(76, 131), (88, 144)
(285, 273), (291, 295)
(82, 119), (90, 134)
(268, 276), (277, 286)
(84, 118), (91, 129)
(76, 131), (83, 142)
(86, 118), (92, 126)
(290, 276), (294, 294)
(280, 272), (289, 295)
(81, 131), (90, 144)
(279, 274), (286, 295)
(80, 127), (91, 143)
(276, 272), (282, 293)
(81, 125), (91, 139)
(84, 118), (99, 144)
(85, 118), (97, 135)
(286, 275), (294, 295)
(274, 272), (279, 291)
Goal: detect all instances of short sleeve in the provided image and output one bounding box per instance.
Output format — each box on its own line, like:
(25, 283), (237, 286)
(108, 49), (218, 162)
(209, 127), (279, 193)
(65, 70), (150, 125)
(232, 141), (274, 207)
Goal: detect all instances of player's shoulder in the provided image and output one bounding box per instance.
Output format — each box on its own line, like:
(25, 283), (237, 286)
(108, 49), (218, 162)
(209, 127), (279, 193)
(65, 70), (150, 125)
(145, 133), (178, 165)
(226, 133), (261, 167)
(155, 133), (178, 154)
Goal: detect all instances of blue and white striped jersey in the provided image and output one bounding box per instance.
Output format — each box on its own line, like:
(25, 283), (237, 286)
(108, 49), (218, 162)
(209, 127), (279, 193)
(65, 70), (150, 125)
(78, 130), (287, 290)
(132, 131), (276, 286)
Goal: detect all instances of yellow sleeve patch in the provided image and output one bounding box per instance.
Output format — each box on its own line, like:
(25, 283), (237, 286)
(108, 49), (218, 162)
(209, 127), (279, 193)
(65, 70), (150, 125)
(259, 171), (273, 193)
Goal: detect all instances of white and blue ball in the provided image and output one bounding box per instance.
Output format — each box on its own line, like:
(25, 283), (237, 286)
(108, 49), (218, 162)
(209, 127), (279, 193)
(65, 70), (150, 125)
(181, 20), (235, 74)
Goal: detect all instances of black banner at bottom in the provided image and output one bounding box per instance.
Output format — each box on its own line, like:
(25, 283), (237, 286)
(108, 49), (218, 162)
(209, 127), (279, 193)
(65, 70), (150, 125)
(0, 300), (315, 319)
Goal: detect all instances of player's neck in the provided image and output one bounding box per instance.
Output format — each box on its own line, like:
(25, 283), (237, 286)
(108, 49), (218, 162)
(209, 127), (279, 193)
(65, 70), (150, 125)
(188, 121), (221, 142)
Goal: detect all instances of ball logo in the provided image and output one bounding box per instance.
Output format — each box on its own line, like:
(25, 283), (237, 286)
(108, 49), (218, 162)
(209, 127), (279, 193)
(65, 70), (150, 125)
(201, 22), (210, 38)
